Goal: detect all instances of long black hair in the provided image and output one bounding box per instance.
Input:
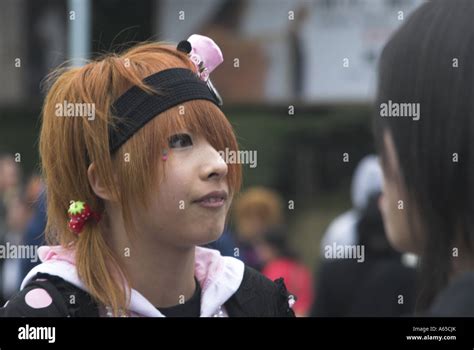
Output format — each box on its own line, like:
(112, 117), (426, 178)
(374, 0), (474, 312)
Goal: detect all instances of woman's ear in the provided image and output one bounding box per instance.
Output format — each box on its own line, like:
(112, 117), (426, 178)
(87, 163), (114, 201)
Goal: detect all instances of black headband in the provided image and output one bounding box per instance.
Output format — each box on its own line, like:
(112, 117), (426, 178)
(109, 67), (221, 153)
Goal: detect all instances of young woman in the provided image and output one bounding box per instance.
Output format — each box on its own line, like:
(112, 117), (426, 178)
(0, 35), (295, 317)
(374, 0), (474, 315)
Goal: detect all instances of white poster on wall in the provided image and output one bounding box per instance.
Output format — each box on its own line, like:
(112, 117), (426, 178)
(156, 0), (424, 104)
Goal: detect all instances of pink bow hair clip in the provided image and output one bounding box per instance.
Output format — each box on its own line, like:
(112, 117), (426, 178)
(177, 34), (224, 106)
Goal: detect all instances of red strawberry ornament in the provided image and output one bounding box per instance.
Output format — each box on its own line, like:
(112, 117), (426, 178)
(67, 200), (100, 234)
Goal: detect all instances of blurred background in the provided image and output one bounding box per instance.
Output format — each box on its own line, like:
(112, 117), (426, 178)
(0, 0), (423, 315)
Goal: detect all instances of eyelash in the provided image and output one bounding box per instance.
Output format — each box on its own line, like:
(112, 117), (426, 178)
(168, 133), (193, 148)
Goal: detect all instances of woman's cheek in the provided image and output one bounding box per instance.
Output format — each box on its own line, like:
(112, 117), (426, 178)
(382, 182), (413, 252)
(380, 182), (399, 244)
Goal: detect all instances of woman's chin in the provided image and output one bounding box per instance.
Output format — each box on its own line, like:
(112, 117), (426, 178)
(188, 224), (225, 246)
(201, 230), (224, 246)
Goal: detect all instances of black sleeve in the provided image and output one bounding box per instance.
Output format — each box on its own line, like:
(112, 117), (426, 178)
(0, 278), (70, 317)
(225, 266), (296, 317)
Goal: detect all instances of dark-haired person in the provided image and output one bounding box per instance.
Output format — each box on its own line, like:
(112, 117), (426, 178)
(374, 0), (474, 316)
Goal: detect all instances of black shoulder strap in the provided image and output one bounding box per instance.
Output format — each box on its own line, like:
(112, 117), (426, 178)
(224, 266), (295, 317)
(27, 273), (100, 317)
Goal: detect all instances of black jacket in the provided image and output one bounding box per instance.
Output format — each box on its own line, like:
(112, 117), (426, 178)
(311, 258), (417, 317)
(0, 266), (295, 317)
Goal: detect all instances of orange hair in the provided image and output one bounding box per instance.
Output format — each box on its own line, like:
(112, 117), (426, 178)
(233, 187), (284, 241)
(39, 42), (242, 315)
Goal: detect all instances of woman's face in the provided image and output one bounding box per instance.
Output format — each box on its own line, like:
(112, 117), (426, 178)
(137, 130), (231, 248)
(379, 130), (421, 254)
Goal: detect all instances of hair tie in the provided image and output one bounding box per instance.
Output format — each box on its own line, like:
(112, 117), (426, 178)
(67, 200), (101, 235)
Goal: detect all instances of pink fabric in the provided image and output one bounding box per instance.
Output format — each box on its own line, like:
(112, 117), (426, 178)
(187, 34), (223, 74)
(25, 288), (53, 309)
(38, 245), (76, 264)
(194, 247), (223, 289)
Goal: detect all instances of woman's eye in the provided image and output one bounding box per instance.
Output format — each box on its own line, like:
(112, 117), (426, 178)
(168, 134), (193, 148)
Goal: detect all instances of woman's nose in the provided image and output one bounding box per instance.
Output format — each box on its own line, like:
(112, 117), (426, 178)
(199, 144), (228, 181)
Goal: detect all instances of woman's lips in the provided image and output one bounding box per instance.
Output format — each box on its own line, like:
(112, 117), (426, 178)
(193, 190), (228, 208)
(195, 197), (226, 208)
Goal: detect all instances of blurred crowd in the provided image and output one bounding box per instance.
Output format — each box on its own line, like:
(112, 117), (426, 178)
(0, 155), (46, 305)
